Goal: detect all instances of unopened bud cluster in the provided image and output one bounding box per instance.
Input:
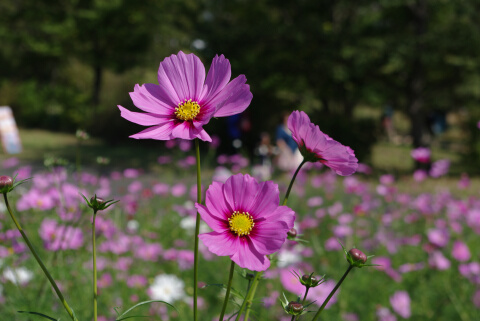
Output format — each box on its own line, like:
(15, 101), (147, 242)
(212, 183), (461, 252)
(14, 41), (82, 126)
(343, 246), (376, 268)
(81, 194), (119, 213)
(281, 294), (307, 317)
(0, 175), (30, 194)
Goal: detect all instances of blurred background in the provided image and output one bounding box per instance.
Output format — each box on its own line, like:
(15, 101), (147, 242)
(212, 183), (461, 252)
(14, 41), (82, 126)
(1, 0), (480, 174)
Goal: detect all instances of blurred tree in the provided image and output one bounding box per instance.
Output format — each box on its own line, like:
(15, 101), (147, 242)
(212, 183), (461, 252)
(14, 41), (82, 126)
(197, 0), (480, 160)
(0, 0), (75, 82)
(71, 0), (158, 112)
(372, 0), (480, 148)
(196, 0), (385, 160)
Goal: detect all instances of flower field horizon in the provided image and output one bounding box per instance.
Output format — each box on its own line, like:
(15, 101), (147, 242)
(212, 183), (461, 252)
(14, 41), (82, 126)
(1, 145), (479, 320)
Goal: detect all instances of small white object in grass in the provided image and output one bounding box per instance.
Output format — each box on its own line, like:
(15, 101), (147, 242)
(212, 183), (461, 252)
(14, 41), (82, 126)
(3, 267), (33, 285)
(127, 220), (139, 232)
(149, 274), (186, 303)
(277, 248), (302, 268)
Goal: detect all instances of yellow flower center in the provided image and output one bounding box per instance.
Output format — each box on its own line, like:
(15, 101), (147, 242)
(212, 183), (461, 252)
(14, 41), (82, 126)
(228, 211), (255, 236)
(175, 99), (200, 121)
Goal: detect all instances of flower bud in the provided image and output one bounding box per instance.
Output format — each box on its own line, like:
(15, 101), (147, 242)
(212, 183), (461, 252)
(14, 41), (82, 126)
(287, 227), (297, 238)
(0, 176), (13, 193)
(288, 301), (303, 313)
(344, 247), (373, 268)
(281, 294), (306, 316)
(0, 175), (29, 194)
(81, 194), (119, 213)
(348, 248), (367, 264)
(91, 196), (105, 205)
(300, 273), (324, 288)
(283, 301), (306, 316)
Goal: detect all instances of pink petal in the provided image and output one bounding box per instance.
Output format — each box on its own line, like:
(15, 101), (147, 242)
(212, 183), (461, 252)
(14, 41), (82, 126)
(230, 238), (270, 271)
(196, 203), (228, 232)
(223, 174), (259, 212)
(157, 51), (205, 102)
(118, 106), (170, 126)
(245, 180), (280, 219)
(250, 222), (289, 255)
(204, 182), (233, 219)
(200, 54), (231, 102)
(205, 75), (252, 117)
(258, 206), (295, 229)
(129, 122), (176, 140)
(199, 231), (239, 256)
(288, 111), (313, 146)
(171, 121), (212, 142)
(129, 84), (177, 114)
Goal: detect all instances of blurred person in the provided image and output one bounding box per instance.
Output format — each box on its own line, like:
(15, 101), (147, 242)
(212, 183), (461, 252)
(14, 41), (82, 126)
(275, 112), (302, 171)
(381, 104), (395, 142)
(253, 132), (276, 180)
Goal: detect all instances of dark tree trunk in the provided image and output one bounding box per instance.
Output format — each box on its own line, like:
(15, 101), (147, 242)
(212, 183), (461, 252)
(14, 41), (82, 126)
(92, 64), (102, 110)
(321, 98), (331, 115)
(407, 0), (428, 149)
(344, 100), (355, 120)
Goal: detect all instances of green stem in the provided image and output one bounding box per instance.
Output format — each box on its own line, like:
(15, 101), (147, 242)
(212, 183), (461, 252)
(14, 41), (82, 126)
(92, 212), (98, 321)
(238, 160), (307, 321)
(301, 287), (310, 305)
(242, 272), (260, 321)
(235, 272), (260, 321)
(295, 287), (310, 321)
(3, 193), (78, 321)
(282, 159), (307, 205)
(193, 138), (202, 321)
(218, 261), (236, 321)
(311, 266), (353, 321)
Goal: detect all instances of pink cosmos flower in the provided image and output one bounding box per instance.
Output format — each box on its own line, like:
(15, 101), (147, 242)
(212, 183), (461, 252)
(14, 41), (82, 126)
(428, 251), (450, 270)
(377, 307), (397, 321)
(118, 51), (252, 142)
(451, 240), (471, 262)
(390, 291), (411, 319)
(196, 173), (295, 271)
(410, 147), (430, 163)
(287, 110), (358, 176)
(429, 159), (450, 178)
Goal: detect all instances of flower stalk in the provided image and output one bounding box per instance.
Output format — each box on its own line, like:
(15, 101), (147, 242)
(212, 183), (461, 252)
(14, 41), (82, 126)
(3, 192), (78, 321)
(193, 138), (202, 321)
(235, 272), (261, 321)
(283, 160), (307, 205)
(218, 261), (236, 321)
(310, 265), (353, 321)
(92, 210), (98, 321)
(241, 160), (307, 319)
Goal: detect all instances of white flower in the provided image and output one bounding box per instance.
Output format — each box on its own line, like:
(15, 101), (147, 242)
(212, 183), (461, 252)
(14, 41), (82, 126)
(149, 274), (186, 303)
(180, 216), (196, 231)
(3, 267), (34, 284)
(180, 216), (209, 234)
(127, 220), (139, 232)
(277, 248), (302, 268)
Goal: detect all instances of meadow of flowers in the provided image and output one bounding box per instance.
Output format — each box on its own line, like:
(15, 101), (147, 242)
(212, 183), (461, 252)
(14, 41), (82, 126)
(1, 148), (479, 321)
(1, 51), (479, 321)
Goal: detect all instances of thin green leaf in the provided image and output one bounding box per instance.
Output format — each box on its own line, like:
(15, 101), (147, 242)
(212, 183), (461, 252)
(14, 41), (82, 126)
(18, 311), (59, 321)
(202, 283), (245, 300)
(12, 177), (32, 188)
(113, 307), (121, 316)
(116, 300), (177, 321)
(116, 315), (150, 321)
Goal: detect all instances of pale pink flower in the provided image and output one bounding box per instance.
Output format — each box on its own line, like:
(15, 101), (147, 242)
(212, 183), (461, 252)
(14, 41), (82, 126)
(119, 51), (252, 142)
(197, 173), (295, 271)
(390, 291), (411, 318)
(452, 240), (471, 262)
(410, 147), (430, 163)
(288, 110), (358, 176)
